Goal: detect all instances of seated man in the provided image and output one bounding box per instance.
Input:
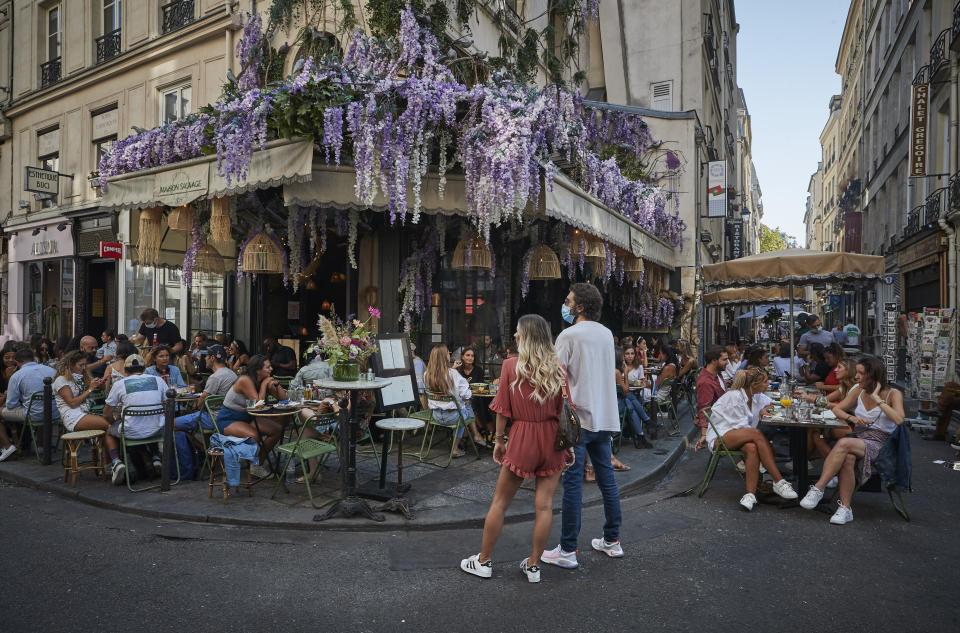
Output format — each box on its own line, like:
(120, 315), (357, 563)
(264, 337), (297, 377)
(1, 346), (60, 459)
(694, 346), (728, 450)
(175, 344), (237, 432)
(103, 355), (169, 474)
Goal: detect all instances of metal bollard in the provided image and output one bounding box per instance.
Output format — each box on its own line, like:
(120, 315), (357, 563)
(42, 377), (53, 465)
(161, 388), (176, 491)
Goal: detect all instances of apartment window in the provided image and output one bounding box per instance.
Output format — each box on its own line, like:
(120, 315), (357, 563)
(160, 83), (191, 125)
(47, 5), (61, 61)
(103, 0), (121, 32)
(650, 81), (674, 111)
(96, 0), (122, 63)
(92, 106), (118, 171)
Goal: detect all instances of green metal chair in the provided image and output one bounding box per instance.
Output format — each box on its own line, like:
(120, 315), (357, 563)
(697, 406), (746, 497)
(653, 377), (681, 436)
(17, 394), (59, 463)
(683, 369), (700, 409)
(272, 412), (338, 508)
(87, 390), (107, 415)
(193, 395), (225, 475)
(117, 404), (180, 492)
(418, 390), (479, 467)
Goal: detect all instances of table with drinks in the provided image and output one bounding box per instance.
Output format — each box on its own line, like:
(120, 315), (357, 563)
(762, 385), (850, 504)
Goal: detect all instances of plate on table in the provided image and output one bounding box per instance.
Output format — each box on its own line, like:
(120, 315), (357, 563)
(246, 405), (273, 414)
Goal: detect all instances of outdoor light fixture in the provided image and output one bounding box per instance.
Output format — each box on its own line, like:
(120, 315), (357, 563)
(57, 222), (68, 231)
(31, 228), (41, 236)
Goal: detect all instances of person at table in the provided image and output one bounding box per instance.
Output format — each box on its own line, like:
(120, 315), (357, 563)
(135, 308), (183, 354)
(622, 345), (646, 385)
(694, 346), (728, 451)
(145, 345), (187, 389)
(263, 337), (297, 376)
(813, 343), (845, 391)
(189, 331), (208, 359)
(675, 339), (698, 378)
(742, 345), (769, 372)
(174, 345), (237, 433)
(104, 341), (138, 392)
(102, 354), (170, 477)
(456, 347), (491, 437)
(218, 355), (286, 478)
(229, 339), (250, 372)
(79, 335), (112, 380)
(797, 314), (833, 357)
(636, 337), (649, 368)
(705, 367), (799, 511)
(460, 314), (575, 582)
(842, 319), (861, 348)
(808, 357), (856, 472)
(0, 346), (60, 461)
(98, 330), (118, 360)
(424, 344), (480, 454)
(616, 347), (652, 449)
(481, 335), (501, 364)
(772, 343), (805, 379)
(33, 338), (55, 368)
(649, 335), (664, 362)
(52, 350), (129, 484)
(0, 341), (19, 394)
(721, 344), (740, 384)
(800, 343), (831, 386)
(800, 355), (905, 524)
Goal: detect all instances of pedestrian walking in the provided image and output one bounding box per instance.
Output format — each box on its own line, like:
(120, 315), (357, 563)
(542, 283), (625, 569)
(459, 315), (574, 583)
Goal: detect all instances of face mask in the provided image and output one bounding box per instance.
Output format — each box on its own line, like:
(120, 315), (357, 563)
(72, 372), (84, 382)
(810, 327), (820, 334)
(144, 321), (157, 329)
(561, 304), (575, 324)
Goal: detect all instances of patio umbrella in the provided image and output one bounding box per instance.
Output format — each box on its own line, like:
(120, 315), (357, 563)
(702, 249), (885, 377)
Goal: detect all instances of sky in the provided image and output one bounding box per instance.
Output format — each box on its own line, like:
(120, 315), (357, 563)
(735, 1), (851, 245)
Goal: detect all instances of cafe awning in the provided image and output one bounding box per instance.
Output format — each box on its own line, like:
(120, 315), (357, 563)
(702, 248), (884, 289)
(99, 139), (314, 210)
(702, 286), (809, 306)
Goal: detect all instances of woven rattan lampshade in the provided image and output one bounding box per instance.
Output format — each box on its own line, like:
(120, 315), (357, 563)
(528, 244), (561, 280)
(577, 234), (605, 260)
(137, 206), (164, 266)
(452, 235), (492, 270)
(624, 255), (644, 281)
(242, 232), (284, 274)
(210, 196), (232, 244)
(167, 204), (194, 231)
(195, 243), (225, 275)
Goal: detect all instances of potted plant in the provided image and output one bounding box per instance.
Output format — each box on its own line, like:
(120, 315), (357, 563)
(308, 307), (380, 381)
(88, 171), (102, 196)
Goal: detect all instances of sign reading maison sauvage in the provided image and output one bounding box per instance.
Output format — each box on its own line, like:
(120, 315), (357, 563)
(153, 165), (209, 206)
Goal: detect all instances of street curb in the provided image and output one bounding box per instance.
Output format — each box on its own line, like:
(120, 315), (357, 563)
(1, 410), (700, 532)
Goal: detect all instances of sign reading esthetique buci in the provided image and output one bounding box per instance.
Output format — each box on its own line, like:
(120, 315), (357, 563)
(24, 166), (59, 195)
(153, 164), (209, 206)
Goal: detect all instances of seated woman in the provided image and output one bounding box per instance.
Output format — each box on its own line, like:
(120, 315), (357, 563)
(800, 355), (905, 524)
(144, 345), (187, 389)
(229, 340), (250, 373)
(33, 338), (56, 368)
(771, 344), (806, 379)
(53, 351), (127, 485)
(98, 329), (118, 360)
(455, 347), (489, 441)
(616, 347), (652, 449)
(635, 337), (649, 368)
(104, 341), (138, 392)
(808, 357), (856, 472)
(218, 355), (286, 478)
(424, 344), (475, 457)
(800, 343), (830, 385)
(742, 344), (770, 372)
(675, 340), (698, 378)
(813, 343), (845, 392)
(705, 367), (799, 511)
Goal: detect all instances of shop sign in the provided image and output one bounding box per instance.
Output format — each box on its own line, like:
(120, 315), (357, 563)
(99, 242), (123, 259)
(707, 161), (727, 217)
(7, 224), (75, 263)
(31, 240), (58, 257)
(898, 231), (941, 270)
(153, 164), (208, 206)
(24, 166), (59, 195)
(911, 83), (929, 177)
(829, 294), (842, 307)
(725, 219), (743, 260)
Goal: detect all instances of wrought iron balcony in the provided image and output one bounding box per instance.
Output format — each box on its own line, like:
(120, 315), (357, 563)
(904, 206), (922, 238)
(950, 171), (960, 214)
(953, 0), (960, 49)
(95, 28), (122, 64)
(913, 65), (929, 86)
(161, 0), (195, 35)
(703, 14), (715, 57)
(930, 28), (951, 78)
(40, 57), (61, 88)
(924, 187), (946, 225)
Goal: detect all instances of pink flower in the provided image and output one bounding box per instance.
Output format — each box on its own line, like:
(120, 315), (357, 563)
(339, 336), (352, 347)
(368, 306), (381, 319)
(353, 319), (362, 328)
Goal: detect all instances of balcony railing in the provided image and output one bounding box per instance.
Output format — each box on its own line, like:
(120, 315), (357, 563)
(930, 28), (951, 78)
(161, 0), (195, 35)
(40, 57), (61, 88)
(924, 187), (946, 226)
(904, 206), (923, 238)
(703, 14), (715, 57)
(953, 0), (960, 49)
(950, 171), (960, 213)
(95, 28), (122, 64)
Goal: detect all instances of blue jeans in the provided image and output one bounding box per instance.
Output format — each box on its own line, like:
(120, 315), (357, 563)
(560, 428), (622, 552)
(619, 393), (648, 436)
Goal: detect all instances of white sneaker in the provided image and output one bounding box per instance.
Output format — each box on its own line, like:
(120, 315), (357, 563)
(591, 538), (625, 557)
(520, 558), (541, 583)
(540, 545), (579, 569)
(111, 460), (126, 486)
(826, 476), (838, 489)
(460, 554), (492, 579)
(759, 464), (767, 475)
(829, 501), (854, 525)
(0, 444), (17, 462)
(739, 493), (757, 511)
(771, 479), (798, 500)
(799, 486), (824, 509)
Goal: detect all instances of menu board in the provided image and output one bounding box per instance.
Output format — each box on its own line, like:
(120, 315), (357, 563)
(369, 333), (420, 412)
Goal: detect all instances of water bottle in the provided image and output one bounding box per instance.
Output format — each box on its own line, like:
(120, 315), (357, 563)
(651, 374), (658, 397)
(285, 460), (296, 484)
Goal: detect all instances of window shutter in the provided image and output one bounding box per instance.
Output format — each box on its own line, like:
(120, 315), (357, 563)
(650, 81), (673, 111)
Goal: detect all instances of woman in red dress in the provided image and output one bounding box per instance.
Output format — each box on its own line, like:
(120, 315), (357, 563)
(460, 314), (574, 583)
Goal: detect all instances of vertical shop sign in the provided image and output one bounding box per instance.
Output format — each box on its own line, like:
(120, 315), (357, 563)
(911, 83), (929, 177)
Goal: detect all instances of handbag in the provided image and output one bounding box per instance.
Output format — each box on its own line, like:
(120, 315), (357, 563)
(555, 368), (581, 451)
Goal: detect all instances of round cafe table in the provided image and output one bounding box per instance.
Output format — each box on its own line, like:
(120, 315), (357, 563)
(373, 417), (426, 520)
(312, 377), (393, 523)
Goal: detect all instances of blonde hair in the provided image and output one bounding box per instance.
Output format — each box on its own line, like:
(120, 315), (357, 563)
(511, 315), (564, 404)
(424, 345), (454, 394)
(836, 358), (857, 396)
(731, 367), (768, 393)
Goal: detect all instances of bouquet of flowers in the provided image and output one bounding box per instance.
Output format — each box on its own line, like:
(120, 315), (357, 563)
(308, 306), (380, 364)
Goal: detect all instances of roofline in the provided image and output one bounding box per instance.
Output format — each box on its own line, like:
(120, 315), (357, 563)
(582, 100), (698, 120)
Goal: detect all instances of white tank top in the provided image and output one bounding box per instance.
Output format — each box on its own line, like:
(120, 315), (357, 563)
(854, 392), (897, 434)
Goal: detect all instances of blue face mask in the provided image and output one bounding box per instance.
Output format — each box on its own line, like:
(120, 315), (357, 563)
(561, 304), (575, 324)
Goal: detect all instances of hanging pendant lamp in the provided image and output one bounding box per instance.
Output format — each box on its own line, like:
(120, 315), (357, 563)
(452, 235), (492, 270)
(528, 244), (562, 280)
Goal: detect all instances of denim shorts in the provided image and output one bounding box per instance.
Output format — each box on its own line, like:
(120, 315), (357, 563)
(215, 406), (253, 431)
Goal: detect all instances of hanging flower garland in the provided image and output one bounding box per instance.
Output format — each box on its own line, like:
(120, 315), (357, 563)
(183, 217), (203, 286)
(288, 206), (305, 291)
(347, 209), (359, 269)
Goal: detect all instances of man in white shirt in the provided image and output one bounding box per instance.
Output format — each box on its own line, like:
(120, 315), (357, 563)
(843, 321), (861, 347)
(542, 283), (624, 569)
(103, 355), (169, 482)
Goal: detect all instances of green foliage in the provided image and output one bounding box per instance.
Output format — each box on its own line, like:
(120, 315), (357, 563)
(759, 224), (788, 253)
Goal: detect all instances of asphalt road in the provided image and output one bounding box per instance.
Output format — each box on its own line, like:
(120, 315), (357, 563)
(2, 434), (957, 633)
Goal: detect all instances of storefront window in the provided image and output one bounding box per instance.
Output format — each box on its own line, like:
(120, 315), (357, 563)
(24, 258), (73, 340)
(124, 260), (154, 337)
(190, 273), (224, 334)
(160, 267), (185, 328)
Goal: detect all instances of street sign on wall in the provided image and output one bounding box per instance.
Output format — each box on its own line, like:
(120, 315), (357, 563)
(911, 83), (929, 177)
(725, 219), (743, 260)
(707, 161), (727, 217)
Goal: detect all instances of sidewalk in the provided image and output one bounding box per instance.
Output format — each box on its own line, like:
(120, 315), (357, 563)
(0, 404), (698, 530)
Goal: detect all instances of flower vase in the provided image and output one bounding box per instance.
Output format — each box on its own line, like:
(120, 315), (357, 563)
(333, 359), (360, 382)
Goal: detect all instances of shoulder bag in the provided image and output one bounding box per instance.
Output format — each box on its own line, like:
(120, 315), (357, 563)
(555, 367), (581, 450)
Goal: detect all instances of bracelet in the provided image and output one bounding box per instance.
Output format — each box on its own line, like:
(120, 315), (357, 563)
(494, 433), (507, 441)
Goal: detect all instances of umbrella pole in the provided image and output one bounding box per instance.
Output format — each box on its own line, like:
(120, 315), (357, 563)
(789, 281), (795, 379)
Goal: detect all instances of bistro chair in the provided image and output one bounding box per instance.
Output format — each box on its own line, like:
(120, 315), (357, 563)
(207, 447), (254, 501)
(697, 407), (746, 497)
(193, 395), (225, 475)
(18, 393), (59, 463)
(682, 369), (700, 409)
(60, 429), (106, 487)
(653, 377), (681, 436)
(418, 390), (479, 467)
(271, 412), (338, 508)
(117, 404), (181, 492)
